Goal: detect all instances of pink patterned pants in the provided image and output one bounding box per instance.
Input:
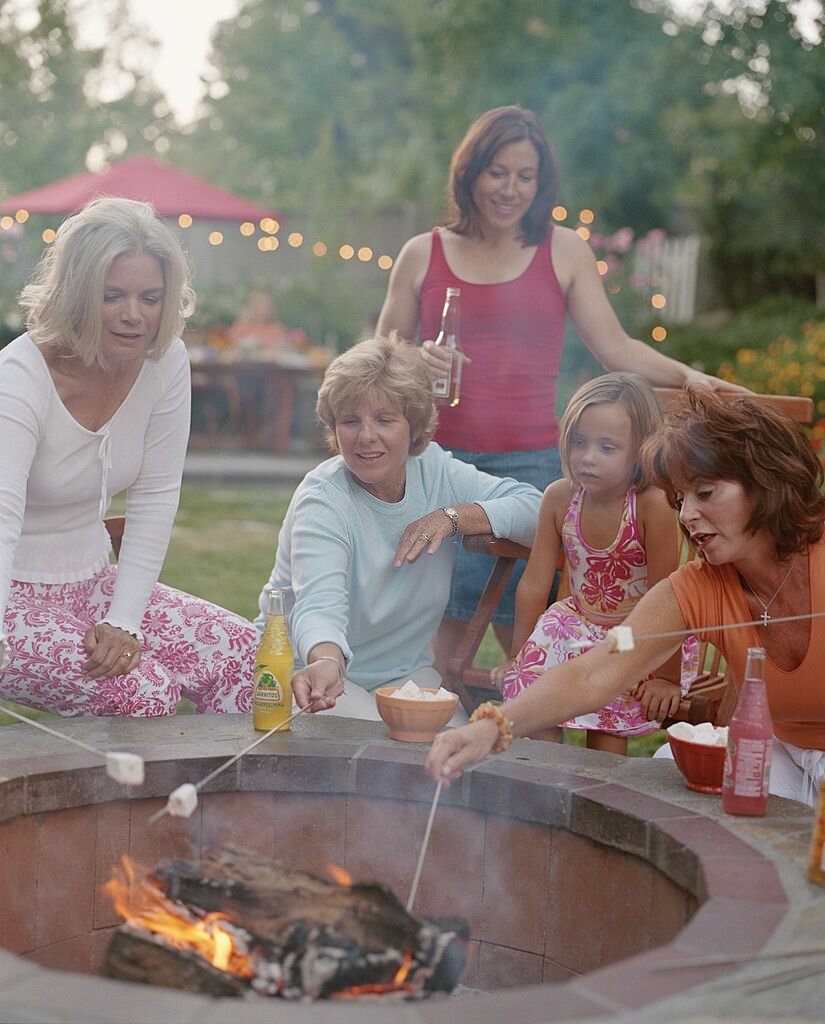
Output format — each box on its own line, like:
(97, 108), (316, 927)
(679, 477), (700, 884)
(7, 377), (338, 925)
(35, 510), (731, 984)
(1, 567), (255, 717)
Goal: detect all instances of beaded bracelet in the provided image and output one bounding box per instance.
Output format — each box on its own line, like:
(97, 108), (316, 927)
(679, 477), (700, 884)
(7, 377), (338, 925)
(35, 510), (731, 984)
(311, 655), (346, 682)
(469, 701), (514, 754)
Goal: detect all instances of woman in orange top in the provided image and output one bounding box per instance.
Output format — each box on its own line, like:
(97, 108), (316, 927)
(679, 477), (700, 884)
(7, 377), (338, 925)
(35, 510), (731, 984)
(427, 389), (825, 807)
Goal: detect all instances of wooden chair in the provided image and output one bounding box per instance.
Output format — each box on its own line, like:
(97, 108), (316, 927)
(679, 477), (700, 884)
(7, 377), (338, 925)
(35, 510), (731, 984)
(442, 534), (740, 726)
(441, 389), (815, 727)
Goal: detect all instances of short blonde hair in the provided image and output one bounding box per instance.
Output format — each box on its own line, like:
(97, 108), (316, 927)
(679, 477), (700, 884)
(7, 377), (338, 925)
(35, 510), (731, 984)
(559, 373), (662, 490)
(19, 196), (194, 366)
(316, 333), (438, 456)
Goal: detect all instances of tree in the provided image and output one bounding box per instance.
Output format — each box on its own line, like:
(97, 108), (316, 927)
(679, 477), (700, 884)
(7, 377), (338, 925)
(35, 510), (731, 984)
(0, 0), (177, 198)
(672, 0), (825, 303)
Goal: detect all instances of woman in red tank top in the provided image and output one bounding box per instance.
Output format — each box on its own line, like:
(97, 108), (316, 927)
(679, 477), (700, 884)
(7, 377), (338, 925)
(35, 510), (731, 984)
(377, 105), (744, 669)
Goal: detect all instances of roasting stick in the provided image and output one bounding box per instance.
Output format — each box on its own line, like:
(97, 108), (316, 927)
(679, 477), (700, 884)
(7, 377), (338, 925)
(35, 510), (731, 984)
(147, 701), (320, 825)
(572, 608), (825, 653)
(406, 779), (442, 914)
(0, 704), (144, 785)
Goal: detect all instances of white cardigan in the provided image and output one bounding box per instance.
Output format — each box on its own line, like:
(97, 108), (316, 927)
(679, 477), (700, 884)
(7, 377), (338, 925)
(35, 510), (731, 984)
(0, 333), (191, 644)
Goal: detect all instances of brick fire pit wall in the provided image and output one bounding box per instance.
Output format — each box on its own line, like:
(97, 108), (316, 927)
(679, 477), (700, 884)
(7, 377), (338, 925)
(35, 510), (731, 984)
(0, 713), (821, 1024)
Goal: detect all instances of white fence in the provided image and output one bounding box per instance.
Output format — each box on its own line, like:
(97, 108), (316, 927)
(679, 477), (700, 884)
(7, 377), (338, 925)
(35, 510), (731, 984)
(634, 234), (701, 324)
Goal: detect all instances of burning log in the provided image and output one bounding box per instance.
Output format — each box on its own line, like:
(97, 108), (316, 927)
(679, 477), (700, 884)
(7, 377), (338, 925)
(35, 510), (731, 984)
(103, 845), (467, 1000)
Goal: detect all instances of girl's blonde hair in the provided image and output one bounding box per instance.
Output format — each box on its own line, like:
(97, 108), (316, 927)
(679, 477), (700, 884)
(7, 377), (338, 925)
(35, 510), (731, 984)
(316, 333), (438, 456)
(559, 373), (662, 490)
(19, 196), (194, 367)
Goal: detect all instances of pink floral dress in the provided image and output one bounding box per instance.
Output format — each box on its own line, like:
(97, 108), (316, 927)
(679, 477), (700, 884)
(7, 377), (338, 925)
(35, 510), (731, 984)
(502, 487), (698, 736)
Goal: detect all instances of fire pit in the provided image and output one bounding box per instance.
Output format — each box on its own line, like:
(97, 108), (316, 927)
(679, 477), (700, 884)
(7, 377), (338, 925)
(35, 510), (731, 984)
(0, 712), (820, 1022)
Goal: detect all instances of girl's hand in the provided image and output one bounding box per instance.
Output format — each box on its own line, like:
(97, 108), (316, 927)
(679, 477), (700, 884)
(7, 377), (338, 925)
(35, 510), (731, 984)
(489, 660), (513, 690)
(83, 622), (142, 679)
(395, 509), (455, 566)
(292, 659), (345, 712)
(425, 719), (499, 785)
(632, 677), (682, 722)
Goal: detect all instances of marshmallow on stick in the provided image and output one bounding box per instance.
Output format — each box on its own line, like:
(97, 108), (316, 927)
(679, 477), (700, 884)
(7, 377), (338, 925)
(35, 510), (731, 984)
(606, 625), (635, 652)
(166, 783), (199, 818)
(105, 752), (145, 786)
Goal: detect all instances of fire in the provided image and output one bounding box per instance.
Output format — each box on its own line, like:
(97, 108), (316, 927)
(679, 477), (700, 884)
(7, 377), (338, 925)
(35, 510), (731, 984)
(327, 863), (353, 887)
(103, 855), (255, 978)
(332, 950), (414, 999)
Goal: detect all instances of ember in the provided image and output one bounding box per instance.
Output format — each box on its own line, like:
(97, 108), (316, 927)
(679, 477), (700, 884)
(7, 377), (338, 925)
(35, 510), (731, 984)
(103, 846), (467, 1001)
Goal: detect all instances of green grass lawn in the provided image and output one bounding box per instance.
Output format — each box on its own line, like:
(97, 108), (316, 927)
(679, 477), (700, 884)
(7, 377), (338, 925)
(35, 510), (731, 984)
(1, 480), (668, 754)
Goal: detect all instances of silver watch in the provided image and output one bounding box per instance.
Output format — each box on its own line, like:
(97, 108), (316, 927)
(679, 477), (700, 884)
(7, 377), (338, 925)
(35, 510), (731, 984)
(440, 506), (460, 537)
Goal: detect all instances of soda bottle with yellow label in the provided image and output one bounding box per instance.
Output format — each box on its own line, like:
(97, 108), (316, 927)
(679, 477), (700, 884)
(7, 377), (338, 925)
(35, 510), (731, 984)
(253, 587), (294, 731)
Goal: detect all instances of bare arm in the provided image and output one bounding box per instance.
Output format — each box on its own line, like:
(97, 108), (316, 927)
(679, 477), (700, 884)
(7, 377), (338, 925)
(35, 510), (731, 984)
(376, 233), (431, 341)
(426, 576), (687, 782)
(555, 228), (747, 392)
(510, 481), (570, 655)
(632, 491), (683, 718)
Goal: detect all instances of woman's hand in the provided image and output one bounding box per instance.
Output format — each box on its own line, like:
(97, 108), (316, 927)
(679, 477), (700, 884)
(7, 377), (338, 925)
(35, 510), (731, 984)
(420, 339), (471, 382)
(632, 677), (682, 722)
(83, 622), (142, 679)
(425, 719), (499, 785)
(291, 657), (345, 712)
(682, 367), (751, 394)
(395, 508), (456, 566)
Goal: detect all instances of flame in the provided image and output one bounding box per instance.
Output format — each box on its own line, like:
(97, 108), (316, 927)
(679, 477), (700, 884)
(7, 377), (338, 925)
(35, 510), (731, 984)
(327, 863), (353, 886)
(333, 951), (414, 999)
(103, 855), (254, 978)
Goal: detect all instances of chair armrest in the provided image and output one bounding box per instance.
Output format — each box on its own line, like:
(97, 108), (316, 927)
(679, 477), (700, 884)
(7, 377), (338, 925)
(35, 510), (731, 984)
(463, 534), (532, 560)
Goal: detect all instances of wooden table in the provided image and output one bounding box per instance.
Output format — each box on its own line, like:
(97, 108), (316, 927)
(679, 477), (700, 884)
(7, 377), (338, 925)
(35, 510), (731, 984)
(189, 357), (325, 452)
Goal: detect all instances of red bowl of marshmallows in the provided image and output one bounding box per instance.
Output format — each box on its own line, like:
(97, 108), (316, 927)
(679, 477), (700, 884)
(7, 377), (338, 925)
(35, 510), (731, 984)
(667, 722), (728, 794)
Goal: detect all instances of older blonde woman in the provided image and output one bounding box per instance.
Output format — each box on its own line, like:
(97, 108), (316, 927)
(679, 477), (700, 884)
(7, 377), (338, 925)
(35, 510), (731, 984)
(0, 197), (255, 717)
(255, 334), (542, 720)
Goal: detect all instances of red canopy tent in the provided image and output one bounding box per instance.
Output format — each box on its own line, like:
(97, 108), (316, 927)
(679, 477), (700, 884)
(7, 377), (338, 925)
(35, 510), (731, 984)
(0, 154), (278, 222)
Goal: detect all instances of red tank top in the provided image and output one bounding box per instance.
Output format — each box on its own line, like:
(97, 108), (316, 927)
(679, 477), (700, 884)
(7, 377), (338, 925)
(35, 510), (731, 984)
(419, 228), (567, 452)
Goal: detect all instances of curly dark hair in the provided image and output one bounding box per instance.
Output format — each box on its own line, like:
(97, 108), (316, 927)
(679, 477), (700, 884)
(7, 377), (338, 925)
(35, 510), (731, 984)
(642, 388), (824, 557)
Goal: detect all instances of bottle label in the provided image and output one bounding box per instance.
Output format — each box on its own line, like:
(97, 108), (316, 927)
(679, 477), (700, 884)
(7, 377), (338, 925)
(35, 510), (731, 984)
(729, 737), (771, 797)
(254, 669), (284, 705)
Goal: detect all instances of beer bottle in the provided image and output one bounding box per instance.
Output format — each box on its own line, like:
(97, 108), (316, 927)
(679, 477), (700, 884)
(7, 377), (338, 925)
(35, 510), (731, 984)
(253, 587), (294, 731)
(722, 646), (773, 816)
(431, 287), (463, 407)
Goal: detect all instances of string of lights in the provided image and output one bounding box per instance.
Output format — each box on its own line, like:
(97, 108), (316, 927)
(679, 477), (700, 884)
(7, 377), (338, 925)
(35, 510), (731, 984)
(0, 204), (671, 341)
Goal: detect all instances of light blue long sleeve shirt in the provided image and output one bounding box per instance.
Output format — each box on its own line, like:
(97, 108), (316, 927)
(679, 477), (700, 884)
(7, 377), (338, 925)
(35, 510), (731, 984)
(255, 443), (540, 692)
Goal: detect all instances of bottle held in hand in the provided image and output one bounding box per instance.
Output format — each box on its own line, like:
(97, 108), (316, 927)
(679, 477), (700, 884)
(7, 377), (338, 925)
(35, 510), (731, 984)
(253, 587), (294, 731)
(722, 646), (773, 816)
(431, 287), (463, 407)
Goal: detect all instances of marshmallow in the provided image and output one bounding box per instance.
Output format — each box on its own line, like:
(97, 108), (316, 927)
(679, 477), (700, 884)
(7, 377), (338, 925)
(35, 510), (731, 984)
(666, 722), (695, 742)
(166, 783), (199, 818)
(394, 680), (421, 699)
(667, 722), (729, 748)
(606, 625), (635, 652)
(390, 682), (454, 701)
(105, 751), (145, 786)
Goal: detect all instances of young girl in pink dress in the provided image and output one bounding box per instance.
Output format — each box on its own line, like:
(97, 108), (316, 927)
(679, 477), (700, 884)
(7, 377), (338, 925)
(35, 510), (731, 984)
(497, 373), (698, 755)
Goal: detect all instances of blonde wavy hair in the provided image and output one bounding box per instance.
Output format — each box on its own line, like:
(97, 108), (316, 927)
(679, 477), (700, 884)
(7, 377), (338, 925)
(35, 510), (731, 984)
(559, 372), (662, 490)
(19, 196), (194, 366)
(316, 333), (438, 456)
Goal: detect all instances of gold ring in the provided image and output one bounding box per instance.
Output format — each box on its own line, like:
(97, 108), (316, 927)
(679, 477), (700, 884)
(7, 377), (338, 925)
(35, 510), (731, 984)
(121, 652), (132, 660)
(419, 533), (431, 543)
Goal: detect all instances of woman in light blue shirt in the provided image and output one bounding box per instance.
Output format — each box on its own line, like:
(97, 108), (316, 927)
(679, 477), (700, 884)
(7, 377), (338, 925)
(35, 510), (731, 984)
(255, 334), (541, 719)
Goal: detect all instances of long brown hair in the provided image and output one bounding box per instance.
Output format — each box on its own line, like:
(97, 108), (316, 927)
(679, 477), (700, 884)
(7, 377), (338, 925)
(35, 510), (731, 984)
(445, 106), (560, 246)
